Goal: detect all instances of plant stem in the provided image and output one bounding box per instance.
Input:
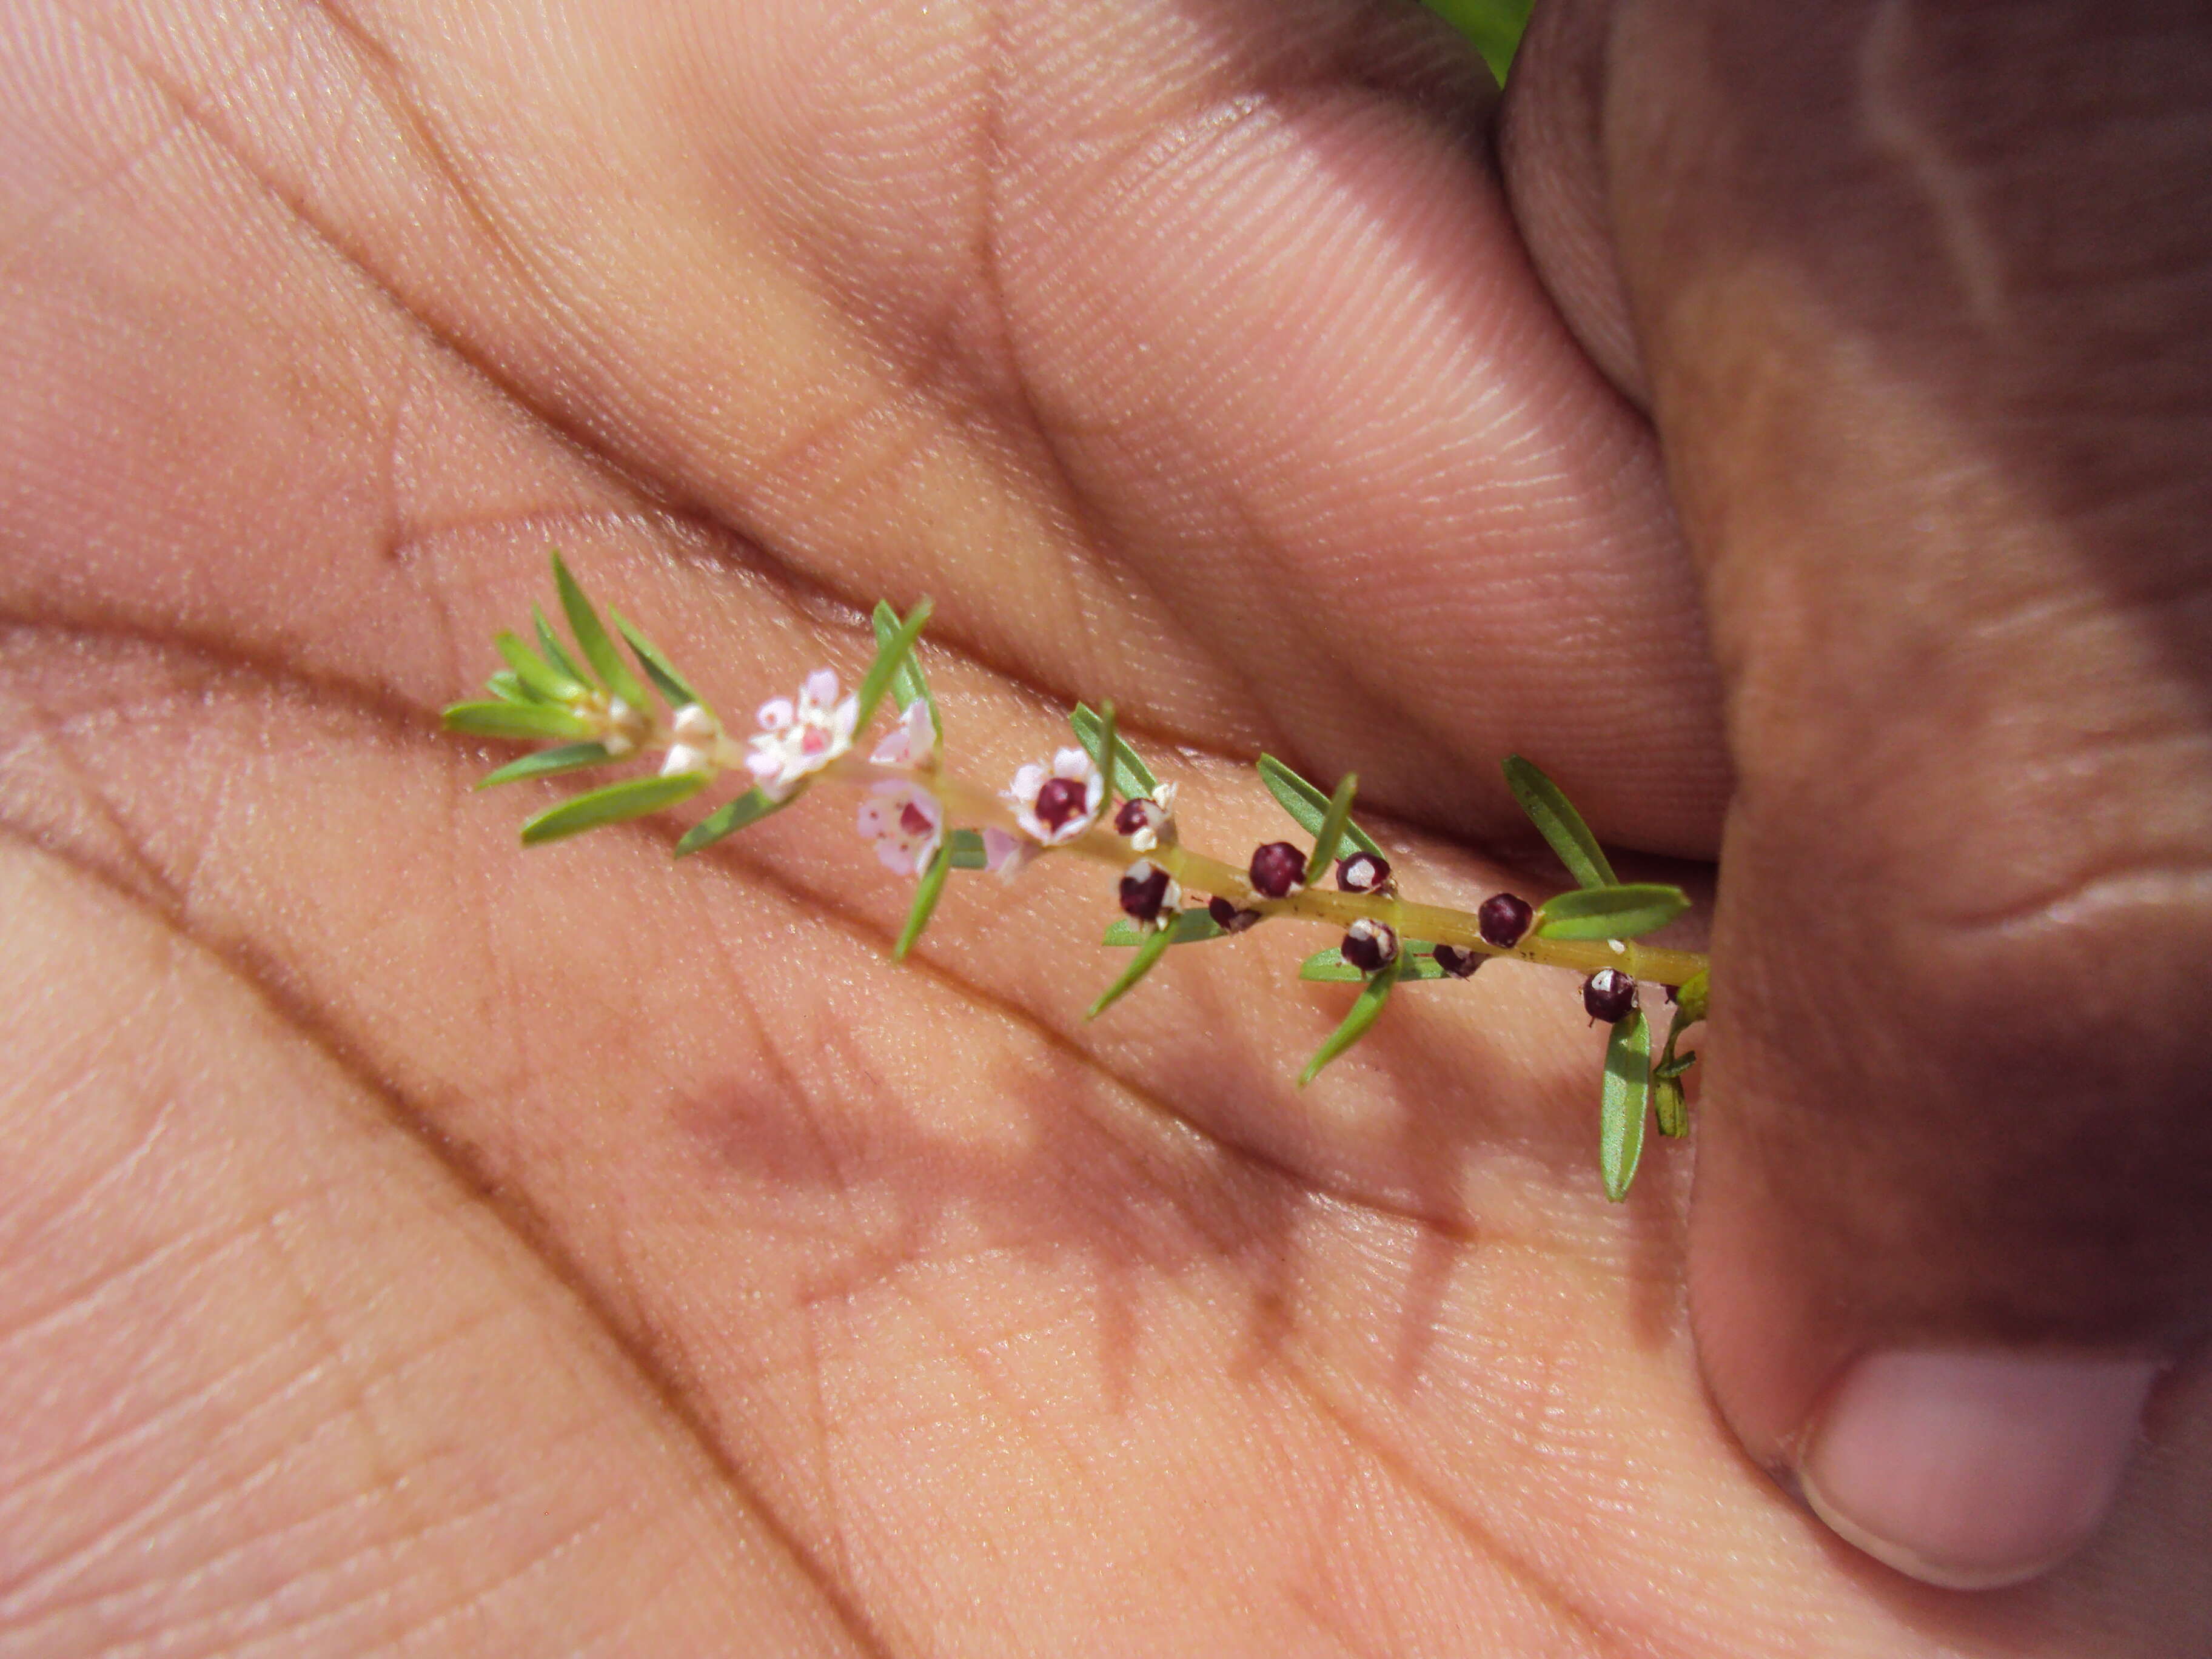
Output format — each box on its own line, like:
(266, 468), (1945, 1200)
(831, 758), (1709, 989)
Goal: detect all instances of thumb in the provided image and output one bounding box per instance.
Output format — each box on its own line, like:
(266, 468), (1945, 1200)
(1510, 0), (2212, 1587)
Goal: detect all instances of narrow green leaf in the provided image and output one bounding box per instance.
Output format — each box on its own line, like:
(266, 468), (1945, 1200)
(1070, 703), (1157, 800)
(1299, 942), (1447, 982)
(485, 670), (539, 703)
(674, 786), (790, 856)
(496, 631), (586, 702)
(1654, 1076), (1688, 1139)
(1673, 967), (1709, 1025)
(1091, 702), (1119, 812)
(1299, 949), (1403, 1085)
(1256, 754), (1383, 859)
(1503, 754), (1618, 890)
(1086, 922), (1176, 1019)
(1533, 883), (1691, 941)
(947, 828), (988, 870)
(520, 773), (707, 846)
(873, 601), (940, 742)
(551, 551), (650, 711)
(1304, 773), (1361, 886)
(534, 605), (588, 686)
(853, 598), (933, 735)
(611, 610), (699, 708)
(1654, 1050), (1698, 1082)
(444, 700), (595, 742)
(1102, 909), (1226, 947)
(1599, 1009), (1653, 1201)
(477, 742), (617, 788)
(893, 843), (954, 960)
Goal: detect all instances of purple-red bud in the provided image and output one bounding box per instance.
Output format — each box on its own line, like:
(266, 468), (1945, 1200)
(1118, 858), (1179, 925)
(1247, 841), (1305, 900)
(1114, 797), (1165, 837)
(1431, 943), (1483, 979)
(1335, 851), (1392, 894)
(1341, 919), (1399, 974)
(1478, 892), (1533, 949)
(1583, 968), (1637, 1024)
(1207, 896), (1261, 934)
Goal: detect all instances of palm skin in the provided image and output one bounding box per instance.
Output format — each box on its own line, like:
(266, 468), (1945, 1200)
(1, 0), (2204, 1655)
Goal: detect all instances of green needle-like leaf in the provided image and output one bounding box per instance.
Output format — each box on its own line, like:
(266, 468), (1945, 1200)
(947, 828), (988, 870)
(1299, 943), (1447, 982)
(1086, 922), (1176, 1019)
(893, 843), (954, 960)
(611, 610), (699, 708)
(520, 773), (707, 846)
(496, 631), (586, 702)
(1304, 772), (1360, 886)
(444, 700), (595, 742)
(1257, 754), (1383, 859)
(485, 670), (538, 704)
(853, 598), (933, 734)
(873, 601), (941, 742)
(477, 742), (617, 788)
(1503, 754), (1618, 890)
(1102, 909), (1227, 947)
(1299, 948), (1403, 1085)
(674, 786), (789, 856)
(1599, 1008), (1653, 1201)
(551, 551), (650, 711)
(1532, 883), (1691, 941)
(1070, 703), (1157, 800)
(534, 605), (588, 686)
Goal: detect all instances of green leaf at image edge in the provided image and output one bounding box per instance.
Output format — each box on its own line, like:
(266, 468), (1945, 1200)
(521, 772), (708, 846)
(477, 742), (617, 788)
(1503, 754), (1618, 890)
(1071, 703), (1157, 800)
(551, 551), (651, 712)
(1599, 1008), (1653, 1201)
(1257, 754), (1382, 859)
(675, 786), (789, 856)
(894, 843), (954, 960)
(1087, 923), (1176, 1019)
(1299, 948), (1403, 1085)
(1533, 883), (1690, 941)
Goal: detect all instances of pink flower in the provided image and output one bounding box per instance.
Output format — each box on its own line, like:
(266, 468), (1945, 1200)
(1005, 748), (1104, 846)
(746, 669), (857, 800)
(980, 827), (1038, 880)
(870, 700), (936, 768)
(856, 781), (943, 877)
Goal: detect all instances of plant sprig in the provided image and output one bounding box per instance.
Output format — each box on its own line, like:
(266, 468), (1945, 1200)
(443, 555), (1708, 1199)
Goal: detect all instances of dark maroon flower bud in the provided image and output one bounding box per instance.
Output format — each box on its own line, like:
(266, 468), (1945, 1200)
(1431, 943), (1483, 979)
(1207, 896), (1262, 934)
(1114, 797), (1160, 837)
(1334, 851), (1392, 894)
(1583, 968), (1637, 1024)
(1247, 841), (1305, 900)
(1340, 919), (1399, 974)
(1477, 892), (1533, 949)
(1033, 776), (1088, 833)
(1118, 858), (1179, 925)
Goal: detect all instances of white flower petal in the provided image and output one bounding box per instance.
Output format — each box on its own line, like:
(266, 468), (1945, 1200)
(757, 697), (794, 732)
(1050, 747), (1093, 781)
(672, 703), (716, 741)
(802, 669), (840, 711)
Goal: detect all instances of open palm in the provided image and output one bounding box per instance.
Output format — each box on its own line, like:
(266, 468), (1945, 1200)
(2, 1), (2200, 1654)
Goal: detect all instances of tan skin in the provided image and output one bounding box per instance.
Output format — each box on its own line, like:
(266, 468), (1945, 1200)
(2, 0), (2207, 1654)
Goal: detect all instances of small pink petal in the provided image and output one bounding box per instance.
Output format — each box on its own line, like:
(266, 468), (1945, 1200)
(757, 698), (794, 732)
(802, 669), (839, 710)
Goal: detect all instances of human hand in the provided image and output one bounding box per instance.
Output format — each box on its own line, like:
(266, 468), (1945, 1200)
(0, 2), (2201, 1656)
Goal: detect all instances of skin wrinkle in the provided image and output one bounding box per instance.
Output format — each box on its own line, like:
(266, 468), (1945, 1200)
(0, 820), (898, 1659)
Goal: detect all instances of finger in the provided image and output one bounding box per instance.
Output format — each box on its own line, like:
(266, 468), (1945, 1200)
(1509, 0), (2212, 1589)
